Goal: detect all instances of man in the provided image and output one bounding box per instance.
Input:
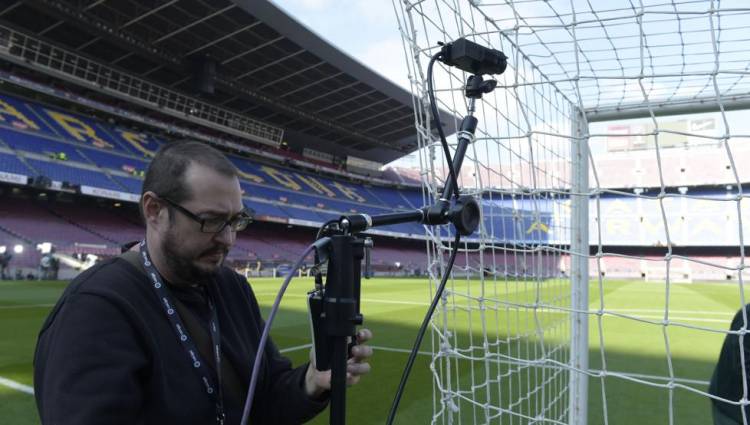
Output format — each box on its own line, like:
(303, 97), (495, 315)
(34, 141), (373, 424)
(0, 250), (11, 279)
(709, 304), (750, 424)
(38, 253), (51, 280)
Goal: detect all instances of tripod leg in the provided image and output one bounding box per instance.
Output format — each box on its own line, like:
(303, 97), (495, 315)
(329, 336), (349, 425)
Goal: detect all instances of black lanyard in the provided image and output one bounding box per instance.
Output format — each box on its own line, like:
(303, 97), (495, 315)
(139, 241), (225, 425)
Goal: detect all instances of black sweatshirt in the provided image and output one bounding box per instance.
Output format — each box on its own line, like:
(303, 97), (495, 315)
(709, 304), (750, 423)
(34, 257), (327, 424)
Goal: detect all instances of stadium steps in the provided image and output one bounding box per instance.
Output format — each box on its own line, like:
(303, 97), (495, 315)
(364, 187), (391, 210)
(399, 191), (420, 209)
(37, 202), (121, 246)
(71, 147), (98, 168)
(0, 223), (34, 245)
(9, 151), (40, 177)
(74, 148), (132, 193)
(106, 207), (143, 228)
(73, 147), (99, 169)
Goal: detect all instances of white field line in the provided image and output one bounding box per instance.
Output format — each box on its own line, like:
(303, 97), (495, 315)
(275, 344), (710, 386)
(0, 342), (709, 397)
(279, 343), (431, 357)
(0, 304), (55, 309)
(1, 344), (431, 396)
(254, 293), (734, 324)
(0, 376), (34, 395)
(279, 343), (312, 353)
(0, 300), (737, 325)
(254, 292), (429, 307)
(614, 308), (734, 316)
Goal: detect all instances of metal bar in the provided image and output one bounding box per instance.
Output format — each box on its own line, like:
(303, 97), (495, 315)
(120, 0), (178, 29)
(0, 2), (24, 17)
(219, 95), (240, 106)
(358, 112), (406, 132)
(83, 0), (108, 11)
(152, 4), (235, 44)
(346, 107), (395, 126)
(111, 51), (135, 65)
(568, 107), (589, 425)
(585, 94), (750, 122)
(169, 76), (191, 88)
(234, 49), (306, 80)
(296, 80), (360, 107)
(220, 35), (283, 65)
(141, 64), (166, 77)
(76, 35), (101, 50)
(326, 94), (388, 119)
(256, 61), (325, 90)
(183, 21), (261, 56)
(375, 122), (415, 138)
(38, 20), (64, 36)
(279, 71), (344, 100)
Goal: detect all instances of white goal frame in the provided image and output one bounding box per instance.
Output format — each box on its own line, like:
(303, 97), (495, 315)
(392, 1), (750, 424)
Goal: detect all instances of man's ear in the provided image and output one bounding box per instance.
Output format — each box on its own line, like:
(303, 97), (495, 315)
(141, 191), (166, 228)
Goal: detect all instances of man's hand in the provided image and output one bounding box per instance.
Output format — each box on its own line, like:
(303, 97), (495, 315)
(304, 328), (373, 399)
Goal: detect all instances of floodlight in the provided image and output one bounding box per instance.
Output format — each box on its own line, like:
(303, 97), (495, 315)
(13, 244), (23, 254)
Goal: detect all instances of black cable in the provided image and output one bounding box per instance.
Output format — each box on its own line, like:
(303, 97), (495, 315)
(316, 219), (339, 241)
(386, 48), (466, 424)
(386, 234), (460, 425)
(313, 219), (338, 277)
(427, 50), (460, 200)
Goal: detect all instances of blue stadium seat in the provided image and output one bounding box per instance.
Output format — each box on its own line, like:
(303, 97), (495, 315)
(81, 146), (148, 174)
(33, 105), (134, 155)
(0, 151), (33, 176)
(400, 190), (423, 208)
(313, 209), (341, 222)
(25, 158), (123, 192)
(280, 205), (329, 222)
(110, 175), (143, 194)
(0, 94), (439, 239)
(0, 128), (88, 163)
(111, 130), (163, 158)
(244, 201), (289, 218)
(242, 182), (291, 202)
(367, 186), (412, 209)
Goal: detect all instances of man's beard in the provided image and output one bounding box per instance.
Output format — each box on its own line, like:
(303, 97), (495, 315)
(161, 226), (227, 285)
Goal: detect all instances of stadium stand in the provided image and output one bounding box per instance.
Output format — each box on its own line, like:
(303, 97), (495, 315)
(0, 196), (110, 247)
(0, 0), (745, 283)
(0, 150), (32, 176)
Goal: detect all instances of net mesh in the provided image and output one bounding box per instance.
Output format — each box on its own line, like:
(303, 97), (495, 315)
(392, 1), (750, 424)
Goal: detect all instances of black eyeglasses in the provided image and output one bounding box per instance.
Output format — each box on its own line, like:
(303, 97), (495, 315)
(160, 197), (253, 233)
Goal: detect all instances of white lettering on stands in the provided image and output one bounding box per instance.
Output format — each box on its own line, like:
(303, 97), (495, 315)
(0, 171), (28, 185)
(80, 185), (140, 202)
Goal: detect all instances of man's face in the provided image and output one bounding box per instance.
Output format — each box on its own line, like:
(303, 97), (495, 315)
(159, 162), (244, 284)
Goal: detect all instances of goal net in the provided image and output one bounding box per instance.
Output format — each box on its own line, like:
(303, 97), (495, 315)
(392, 1), (750, 424)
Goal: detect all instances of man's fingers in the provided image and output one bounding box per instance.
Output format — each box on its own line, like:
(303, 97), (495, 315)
(346, 361), (371, 376)
(346, 374), (361, 387)
(356, 328), (373, 343)
(350, 344), (373, 360)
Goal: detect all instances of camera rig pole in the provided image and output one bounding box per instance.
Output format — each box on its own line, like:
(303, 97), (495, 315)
(309, 70), (498, 425)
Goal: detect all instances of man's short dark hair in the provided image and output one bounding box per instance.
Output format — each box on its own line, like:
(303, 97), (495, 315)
(140, 140), (239, 217)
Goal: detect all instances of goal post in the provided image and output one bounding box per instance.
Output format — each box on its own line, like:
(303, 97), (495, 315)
(569, 110), (590, 425)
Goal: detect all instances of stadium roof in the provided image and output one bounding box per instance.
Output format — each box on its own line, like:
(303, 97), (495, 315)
(0, 0), (456, 164)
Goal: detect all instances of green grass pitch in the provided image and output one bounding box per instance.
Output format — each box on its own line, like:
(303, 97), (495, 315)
(0, 277), (740, 424)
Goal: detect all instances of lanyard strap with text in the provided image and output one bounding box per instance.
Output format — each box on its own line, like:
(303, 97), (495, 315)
(139, 241), (225, 425)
